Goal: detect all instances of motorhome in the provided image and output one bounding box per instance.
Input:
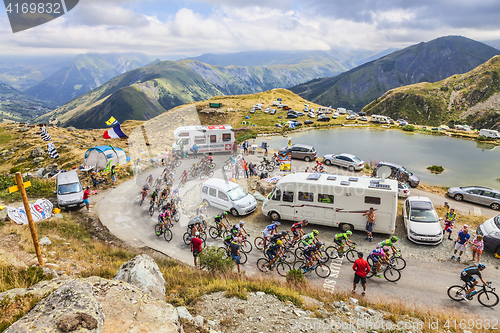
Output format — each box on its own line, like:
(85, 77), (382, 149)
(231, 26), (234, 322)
(261, 172), (398, 234)
(317, 106), (332, 114)
(172, 125), (234, 154)
(479, 129), (500, 139)
(370, 115), (390, 124)
(337, 108), (347, 114)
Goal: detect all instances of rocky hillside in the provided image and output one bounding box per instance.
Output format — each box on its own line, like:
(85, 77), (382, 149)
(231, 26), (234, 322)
(291, 36), (500, 112)
(362, 55), (500, 129)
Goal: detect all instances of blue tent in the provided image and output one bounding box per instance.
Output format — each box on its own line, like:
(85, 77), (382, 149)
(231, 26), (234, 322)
(83, 145), (130, 171)
(277, 98), (282, 101)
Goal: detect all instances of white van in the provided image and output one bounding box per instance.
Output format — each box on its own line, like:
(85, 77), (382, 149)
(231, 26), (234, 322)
(56, 171), (84, 209)
(479, 129), (500, 139)
(337, 108), (347, 114)
(317, 107), (332, 114)
(262, 173), (398, 234)
(201, 178), (257, 217)
(172, 125), (234, 155)
(370, 115), (390, 124)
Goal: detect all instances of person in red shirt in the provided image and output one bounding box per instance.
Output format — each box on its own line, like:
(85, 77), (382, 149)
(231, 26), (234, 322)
(352, 252), (370, 296)
(191, 232), (203, 268)
(83, 186), (91, 212)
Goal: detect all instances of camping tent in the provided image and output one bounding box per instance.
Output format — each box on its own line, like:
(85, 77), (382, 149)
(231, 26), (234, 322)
(83, 145), (130, 171)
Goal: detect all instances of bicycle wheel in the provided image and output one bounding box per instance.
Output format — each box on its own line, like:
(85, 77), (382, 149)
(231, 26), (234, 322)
(257, 258), (270, 273)
(315, 263), (331, 278)
(392, 257), (406, 270)
(293, 260), (306, 271)
(478, 291), (499, 307)
(175, 160), (181, 167)
(325, 246), (339, 260)
(241, 240), (252, 253)
(277, 262), (291, 277)
(447, 285), (467, 301)
(183, 232), (191, 245)
(282, 250), (295, 264)
(346, 249), (357, 263)
(173, 210), (180, 222)
(223, 164), (230, 172)
(207, 170), (214, 178)
(318, 250), (329, 264)
(254, 237), (265, 250)
(209, 226), (220, 239)
(366, 264), (375, 278)
(257, 164), (264, 171)
(383, 267), (401, 282)
(163, 228), (173, 242)
(239, 251), (248, 265)
(210, 162), (216, 169)
(266, 165), (274, 172)
(149, 205), (154, 216)
(154, 223), (163, 237)
(217, 247), (228, 259)
(140, 198), (144, 206)
(295, 247), (305, 261)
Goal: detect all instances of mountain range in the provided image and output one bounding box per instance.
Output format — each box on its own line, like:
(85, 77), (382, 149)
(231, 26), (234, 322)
(290, 36), (500, 111)
(0, 84), (52, 122)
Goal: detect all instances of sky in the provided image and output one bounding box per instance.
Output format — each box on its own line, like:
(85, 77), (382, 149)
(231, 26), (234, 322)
(1, 0), (500, 57)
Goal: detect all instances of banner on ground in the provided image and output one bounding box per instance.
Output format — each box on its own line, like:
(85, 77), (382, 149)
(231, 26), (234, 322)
(277, 150), (291, 171)
(7, 199), (53, 225)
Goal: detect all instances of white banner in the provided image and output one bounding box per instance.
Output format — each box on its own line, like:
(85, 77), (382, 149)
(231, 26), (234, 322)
(7, 199), (53, 225)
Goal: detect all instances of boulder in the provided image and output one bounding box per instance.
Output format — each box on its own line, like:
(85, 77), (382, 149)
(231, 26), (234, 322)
(16, 157), (26, 163)
(4, 280), (104, 333)
(114, 254), (166, 300)
(67, 127), (76, 132)
(31, 157), (44, 165)
(256, 180), (273, 195)
(177, 306), (193, 321)
(34, 167), (45, 178)
(60, 145), (68, 149)
(17, 127), (30, 132)
(0, 249), (28, 269)
(39, 236), (52, 246)
(252, 191), (266, 202)
(30, 147), (44, 158)
(46, 163), (58, 171)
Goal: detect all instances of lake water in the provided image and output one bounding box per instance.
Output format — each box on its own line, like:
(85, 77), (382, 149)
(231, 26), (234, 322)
(263, 127), (500, 188)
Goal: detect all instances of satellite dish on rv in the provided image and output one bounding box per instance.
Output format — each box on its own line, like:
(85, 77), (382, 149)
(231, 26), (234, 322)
(375, 165), (392, 179)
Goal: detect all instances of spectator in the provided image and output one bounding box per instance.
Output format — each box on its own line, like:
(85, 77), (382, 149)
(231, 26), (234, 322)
(243, 140), (249, 155)
(443, 208), (456, 240)
(451, 224), (470, 262)
(305, 167), (309, 173)
(110, 165), (117, 188)
(192, 143), (199, 159)
(363, 207), (376, 242)
(231, 163), (236, 180)
(471, 235), (484, 264)
(230, 239), (241, 273)
(248, 162), (254, 176)
(235, 161), (240, 179)
(191, 232), (203, 268)
(232, 142), (238, 156)
(243, 159), (249, 178)
(83, 186), (91, 212)
(264, 142), (268, 155)
(352, 252), (370, 296)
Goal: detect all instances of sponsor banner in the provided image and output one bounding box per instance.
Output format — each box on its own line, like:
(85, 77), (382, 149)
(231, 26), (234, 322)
(7, 199), (53, 225)
(277, 151), (291, 162)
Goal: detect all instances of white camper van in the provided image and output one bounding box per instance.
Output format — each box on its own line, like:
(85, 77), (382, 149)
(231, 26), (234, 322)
(337, 108), (347, 115)
(261, 173), (398, 234)
(317, 107), (332, 114)
(370, 115), (390, 124)
(56, 171), (84, 209)
(201, 178), (257, 216)
(479, 129), (500, 139)
(172, 125), (235, 155)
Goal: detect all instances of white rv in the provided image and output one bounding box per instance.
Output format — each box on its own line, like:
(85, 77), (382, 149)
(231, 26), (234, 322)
(337, 108), (347, 114)
(261, 173), (398, 234)
(317, 106), (332, 114)
(370, 115), (390, 124)
(172, 125), (234, 154)
(479, 129), (500, 139)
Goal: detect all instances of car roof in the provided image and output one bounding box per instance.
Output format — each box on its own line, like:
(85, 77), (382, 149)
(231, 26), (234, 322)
(337, 153), (356, 158)
(407, 196), (433, 209)
(203, 178), (240, 190)
(57, 170), (80, 184)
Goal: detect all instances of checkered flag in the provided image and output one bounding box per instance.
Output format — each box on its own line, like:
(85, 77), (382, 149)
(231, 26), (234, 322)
(47, 142), (59, 159)
(40, 126), (52, 142)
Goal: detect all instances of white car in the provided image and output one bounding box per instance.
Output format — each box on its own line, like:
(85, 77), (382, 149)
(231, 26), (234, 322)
(402, 197), (443, 245)
(331, 112), (339, 119)
(264, 107), (271, 113)
(307, 112), (315, 118)
(201, 178), (257, 216)
(398, 183), (410, 198)
(358, 116), (368, 121)
(346, 115), (357, 120)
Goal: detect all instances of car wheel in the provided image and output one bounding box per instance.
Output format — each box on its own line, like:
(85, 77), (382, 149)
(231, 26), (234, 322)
(491, 202), (500, 211)
(454, 194), (463, 201)
(230, 208), (239, 217)
(340, 223), (354, 232)
(324, 159), (331, 166)
(269, 211), (281, 221)
(348, 165), (355, 172)
(304, 156), (311, 162)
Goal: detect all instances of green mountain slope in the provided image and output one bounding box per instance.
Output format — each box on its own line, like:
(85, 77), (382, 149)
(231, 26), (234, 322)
(291, 36), (500, 111)
(24, 53), (151, 106)
(0, 83), (53, 122)
(362, 55), (500, 129)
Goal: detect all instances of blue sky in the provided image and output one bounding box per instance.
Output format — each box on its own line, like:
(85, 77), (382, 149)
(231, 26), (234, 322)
(0, 0), (499, 56)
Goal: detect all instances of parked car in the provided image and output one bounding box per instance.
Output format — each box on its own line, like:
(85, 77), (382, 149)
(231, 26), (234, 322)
(56, 171), (84, 210)
(307, 112), (315, 118)
(317, 115), (330, 122)
(275, 123), (282, 128)
(358, 112), (366, 116)
(397, 119), (406, 123)
(295, 111), (305, 117)
(399, 121), (408, 126)
(250, 108), (256, 114)
(346, 115), (357, 120)
(264, 107), (271, 114)
(279, 144), (317, 161)
(202, 178), (257, 216)
(322, 153), (364, 171)
(331, 113), (339, 119)
(447, 186), (500, 210)
(398, 182), (411, 198)
(372, 161), (420, 187)
(304, 119), (314, 125)
(403, 196), (443, 245)
(358, 116), (368, 121)
(286, 112), (298, 119)
(477, 214), (500, 254)
(270, 109), (276, 115)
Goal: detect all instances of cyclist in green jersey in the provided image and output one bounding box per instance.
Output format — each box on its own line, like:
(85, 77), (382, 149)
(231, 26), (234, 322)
(334, 230), (355, 257)
(377, 236), (399, 255)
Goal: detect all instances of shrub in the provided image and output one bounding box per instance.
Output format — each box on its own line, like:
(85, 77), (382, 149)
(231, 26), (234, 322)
(427, 165), (444, 174)
(199, 246), (235, 274)
(402, 124), (415, 132)
(286, 269), (306, 285)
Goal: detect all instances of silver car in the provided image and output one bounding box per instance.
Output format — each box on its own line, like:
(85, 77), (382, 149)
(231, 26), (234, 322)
(322, 153), (364, 171)
(447, 186), (500, 211)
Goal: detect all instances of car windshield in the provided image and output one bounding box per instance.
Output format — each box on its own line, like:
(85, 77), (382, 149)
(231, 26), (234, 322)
(58, 182), (82, 195)
(227, 186), (247, 201)
(410, 204), (438, 222)
(495, 215), (500, 229)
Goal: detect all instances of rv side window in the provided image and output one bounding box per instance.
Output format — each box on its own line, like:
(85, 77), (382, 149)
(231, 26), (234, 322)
(222, 133), (231, 142)
(298, 191), (313, 202)
(282, 191), (294, 203)
(318, 194), (334, 204)
(365, 196), (381, 205)
(202, 186), (208, 194)
(218, 191), (229, 201)
(195, 136), (206, 144)
(210, 135), (217, 143)
(209, 188), (217, 197)
(272, 189), (281, 201)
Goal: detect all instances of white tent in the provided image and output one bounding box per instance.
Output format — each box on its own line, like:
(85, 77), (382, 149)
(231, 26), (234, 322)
(82, 146), (129, 171)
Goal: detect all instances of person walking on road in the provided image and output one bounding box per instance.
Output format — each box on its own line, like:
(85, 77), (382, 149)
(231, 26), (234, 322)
(363, 207), (376, 242)
(191, 232), (203, 268)
(352, 252), (370, 296)
(451, 224), (470, 262)
(232, 142), (238, 156)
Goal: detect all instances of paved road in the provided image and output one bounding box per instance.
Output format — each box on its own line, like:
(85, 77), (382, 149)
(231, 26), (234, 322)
(96, 154), (500, 317)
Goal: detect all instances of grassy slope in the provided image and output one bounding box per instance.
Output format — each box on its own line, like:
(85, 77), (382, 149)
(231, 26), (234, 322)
(363, 55), (500, 128)
(0, 84), (53, 122)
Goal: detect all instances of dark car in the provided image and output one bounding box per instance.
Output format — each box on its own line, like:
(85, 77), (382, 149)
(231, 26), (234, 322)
(358, 112), (366, 116)
(289, 119), (302, 126)
(304, 120), (314, 125)
(477, 214), (500, 254)
(372, 161), (420, 187)
(286, 112), (298, 119)
(317, 115), (330, 122)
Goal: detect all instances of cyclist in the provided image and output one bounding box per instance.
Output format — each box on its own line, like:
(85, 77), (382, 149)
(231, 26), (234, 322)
(377, 236), (399, 255)
(188, 215), (204, 236)
(266, 240), (285, 271)
(263, 221), (280, 248)
(179, 170), (188, 184)
(214, 212), (229, 232)
(159, 187), (169, 205)
(269, 231), (288, 248)
(146, 173), (154, 185)
(291, 219), (308, 242)
(231, 221), (249, 238)
(301, 242), (323, 272)
(334, 230), (355, 257)
(141, 183), (150, 200)
(460, 263), (489, 301)
(150, 188), (159, 205)
(313, 160), (324, 172)
(223, 232), (234, 248)
(301, 230), (319, 247)
(369, 246), (391, 278)
(196, 202), (208, 216)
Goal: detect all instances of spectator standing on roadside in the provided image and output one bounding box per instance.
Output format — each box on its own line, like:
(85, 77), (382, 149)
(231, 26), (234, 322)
(363, 207), (376, 242)
(192, 143), (199, 159)
(243, 140), (249, 155)
(352, 252), (370, 296)
(471, 234), (484, 264)
(110, 165), (117, 188)
(443, 208), (457, 240)
(233, 142), (238, 156)
(230, 239), (241, 274)
(451, 224), (470, 262)
(191, 232), (203, 268)
(243, 159), (249, 178)
(83, 186), (92, 212)
(248, 162), (254, 176)
(235, 161), (240, 179)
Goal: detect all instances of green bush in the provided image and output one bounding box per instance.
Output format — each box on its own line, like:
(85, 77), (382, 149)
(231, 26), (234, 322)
(199, 246), (235, 274)
(402, 124), (415, 132)
(9, 166), (22, 174)
(427, 165), (444, 174)
(286, 269), (306, 285)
